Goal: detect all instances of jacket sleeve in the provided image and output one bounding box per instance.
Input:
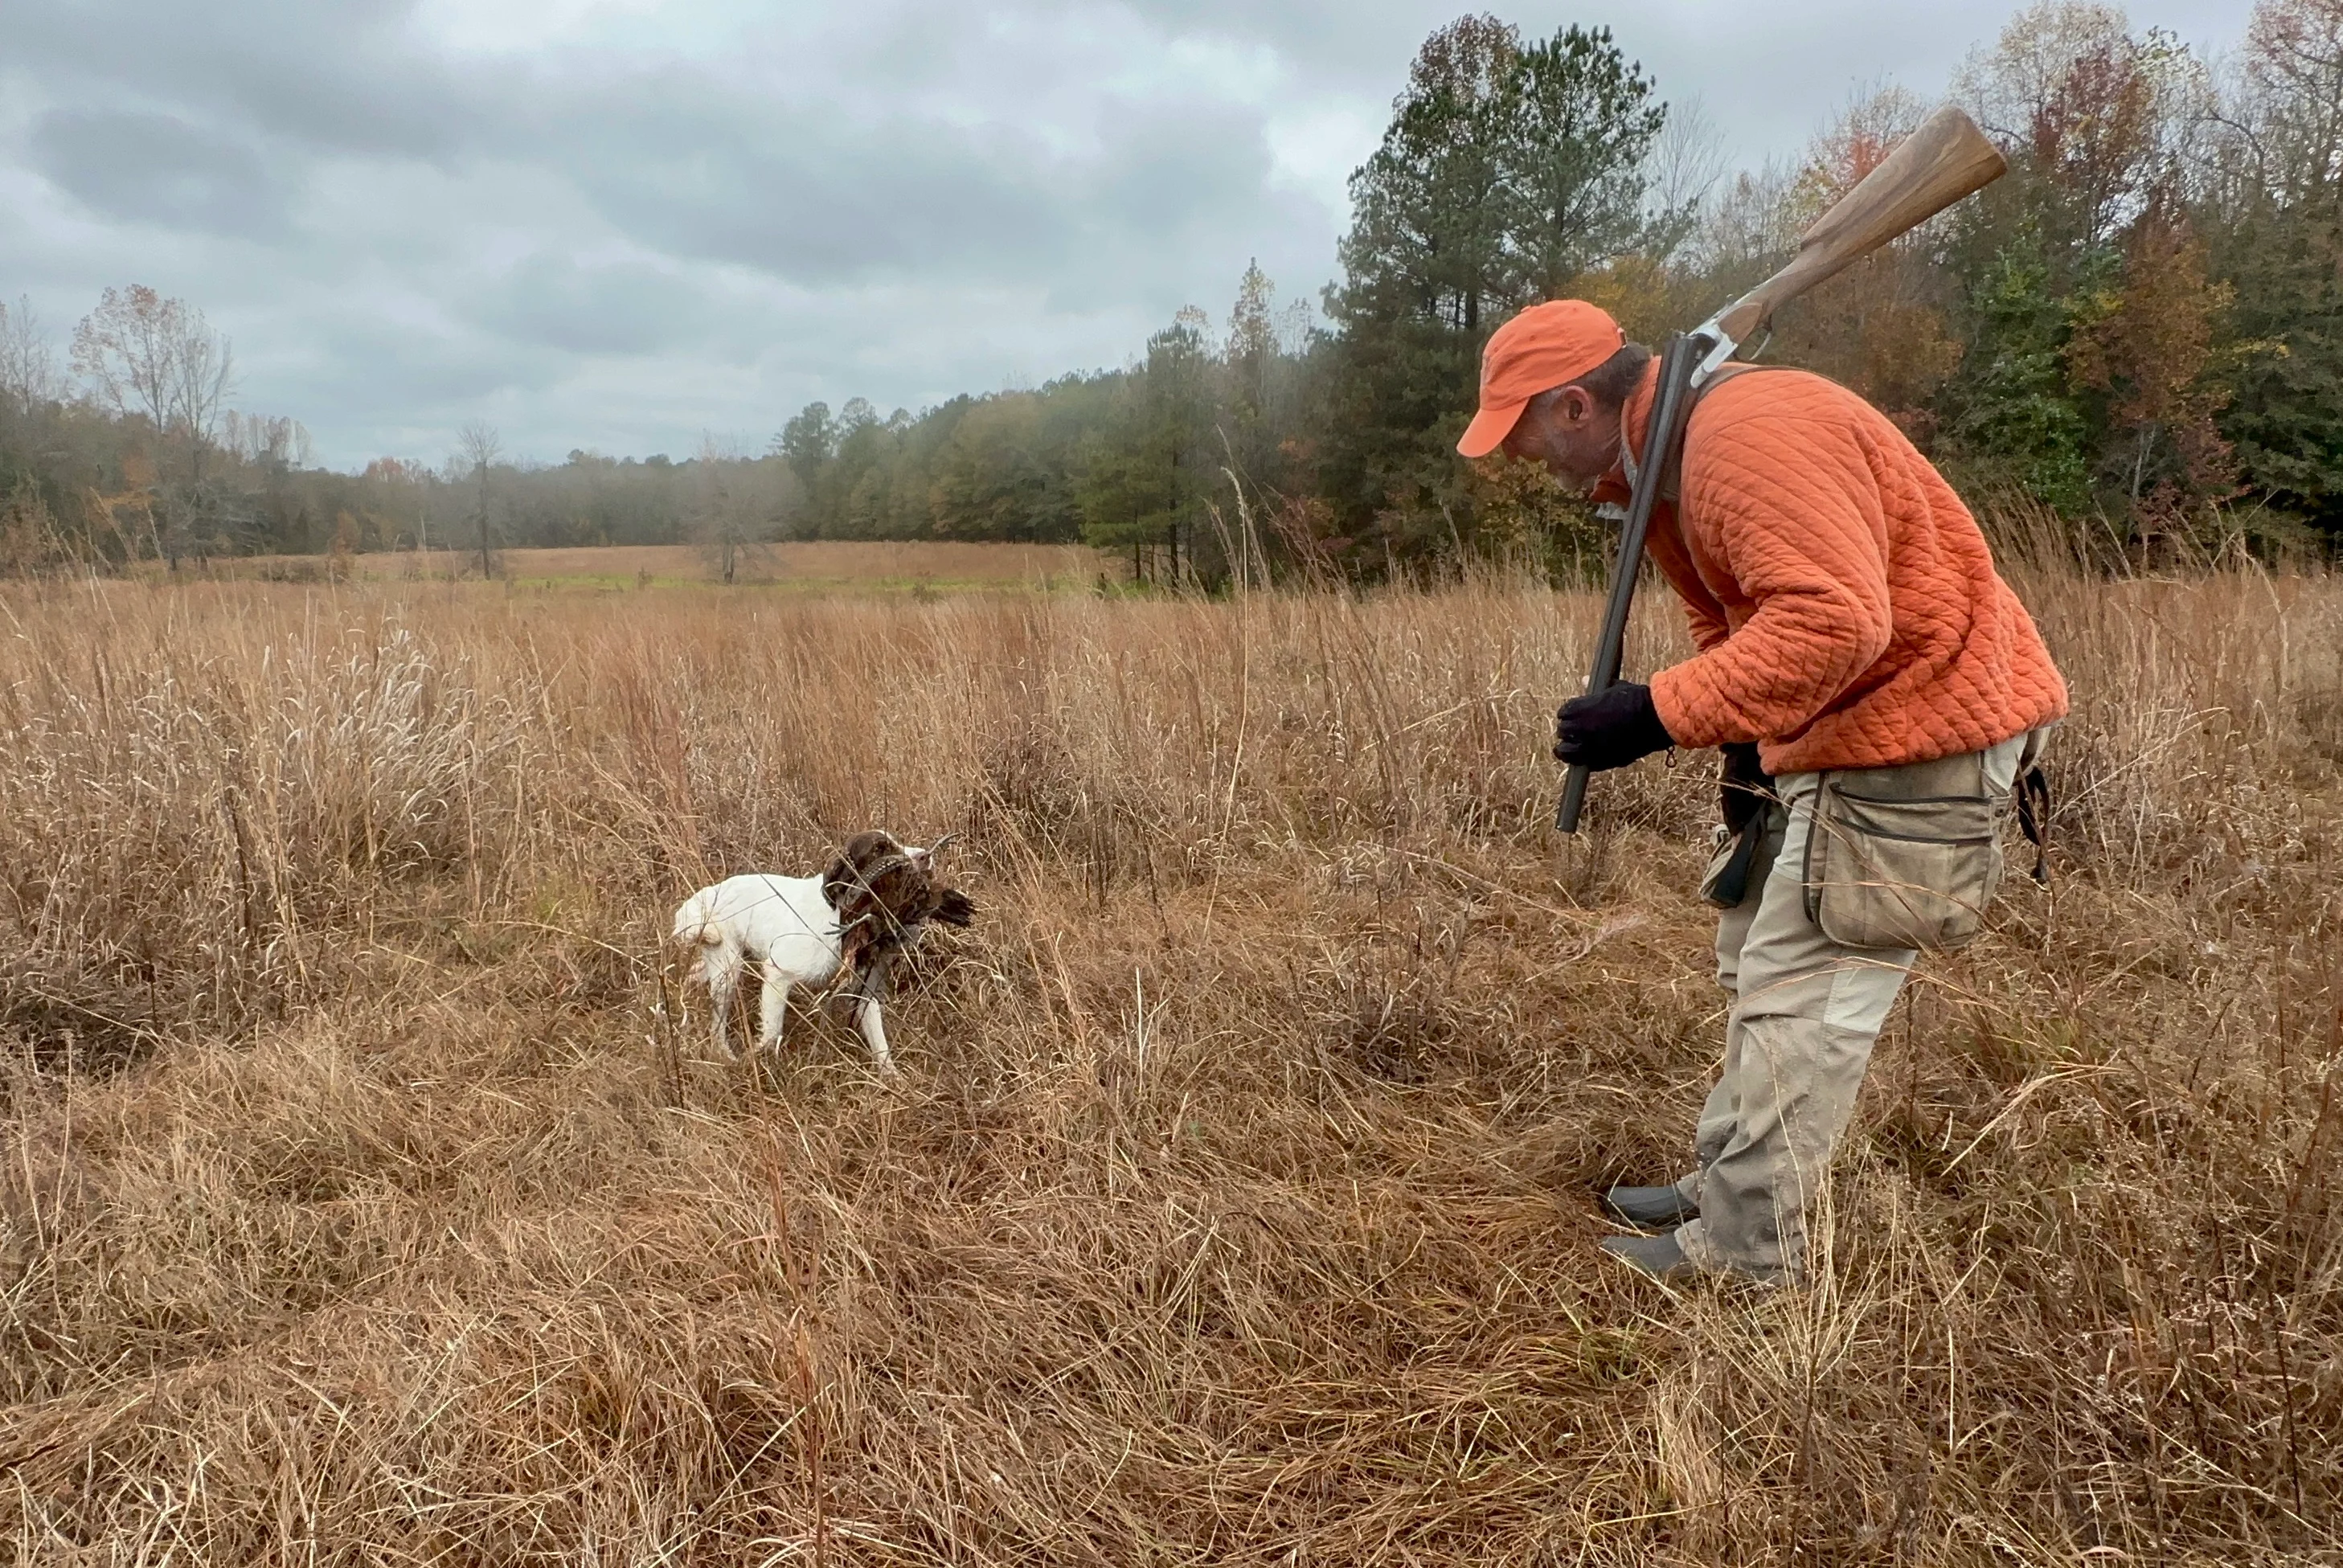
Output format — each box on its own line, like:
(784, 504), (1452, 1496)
(1647, 416), (1894, 747)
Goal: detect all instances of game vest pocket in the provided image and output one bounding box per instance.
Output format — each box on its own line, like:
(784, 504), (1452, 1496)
(1800, 752), (2007, 952)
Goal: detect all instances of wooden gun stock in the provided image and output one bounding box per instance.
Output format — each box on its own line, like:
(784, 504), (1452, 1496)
(1555, 104), (2005, 835)
(1716, 104), (2005, 346)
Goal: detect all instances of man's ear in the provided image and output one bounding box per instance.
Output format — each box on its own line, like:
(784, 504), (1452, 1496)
(1556, 384), (1596, 428)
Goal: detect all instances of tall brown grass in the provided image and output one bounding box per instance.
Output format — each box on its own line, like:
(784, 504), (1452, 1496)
(0, 561), (2337, 1564)
(189, 540), (1108, 590)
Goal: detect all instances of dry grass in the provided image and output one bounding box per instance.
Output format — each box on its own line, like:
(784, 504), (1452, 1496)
(212, 542), (1109, 592)
(0, 563), (2337, 1565)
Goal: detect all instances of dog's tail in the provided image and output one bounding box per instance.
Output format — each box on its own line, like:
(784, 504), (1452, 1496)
(932, 887), (976, 928)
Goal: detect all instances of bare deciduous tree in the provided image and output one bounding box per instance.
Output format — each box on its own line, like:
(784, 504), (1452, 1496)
(456, 421), (502, 579)
(225, 411), (310, 470)
(2229, 0), (2343, 211)
(0, 297), (61, 412)
(69, 286), (241, 570)
(691, 436), (774, 585)
(71, 286), (234, 456)
(1644, 94), (1727, 257)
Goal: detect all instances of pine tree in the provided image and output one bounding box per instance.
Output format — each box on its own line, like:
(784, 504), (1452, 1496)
(1322, 18), (1671, 564)
(1077, 314), (1216, 581)
(1501, 27), (1671, 300)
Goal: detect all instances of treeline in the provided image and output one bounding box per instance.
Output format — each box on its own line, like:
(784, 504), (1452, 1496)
(3, 0), (2339, 580)
(773, 267), (1315, 579)
(0, 288), (798, 572)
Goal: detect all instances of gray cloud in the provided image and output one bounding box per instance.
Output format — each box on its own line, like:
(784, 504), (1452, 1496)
(280, 313), (571, 429)
(481, 256), (718, 357)
(532, 70), (1286, 297)
(561, 107), (1072, 285)
(13, 0), (479, 162)
(31, 109), (292, 236)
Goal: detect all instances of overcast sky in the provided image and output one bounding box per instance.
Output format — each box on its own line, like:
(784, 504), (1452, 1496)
(1, 0), (2258, 469)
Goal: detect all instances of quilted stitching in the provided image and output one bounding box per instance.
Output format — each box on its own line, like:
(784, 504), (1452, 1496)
(1608, 364), (2070, 773)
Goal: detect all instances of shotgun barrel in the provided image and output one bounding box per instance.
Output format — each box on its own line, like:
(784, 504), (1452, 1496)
(1555, 330), (1707, 833)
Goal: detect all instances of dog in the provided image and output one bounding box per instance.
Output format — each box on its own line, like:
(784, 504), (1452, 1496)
(670, 832), (973, 1071)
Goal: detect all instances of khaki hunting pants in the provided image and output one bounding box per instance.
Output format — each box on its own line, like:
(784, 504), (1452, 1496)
(1669, 733), (2032, 1283)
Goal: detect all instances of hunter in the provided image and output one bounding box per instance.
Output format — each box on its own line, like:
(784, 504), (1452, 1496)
(1460, 299), (2069, 1286)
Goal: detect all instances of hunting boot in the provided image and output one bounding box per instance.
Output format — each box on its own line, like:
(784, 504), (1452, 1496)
(1600, 1230), (1696, 1283)
(1600, 1183), (1698, 1229)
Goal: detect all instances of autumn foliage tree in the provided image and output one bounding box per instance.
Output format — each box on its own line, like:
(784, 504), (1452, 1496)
(2066, 190), (2239, 524)
(1914, 4), (2243, 542)
(69, 285), (234, 455)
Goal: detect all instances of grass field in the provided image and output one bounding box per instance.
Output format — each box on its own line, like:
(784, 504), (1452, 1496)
(1, 564), (2338, 1563)
(212, 541), (1112, 594)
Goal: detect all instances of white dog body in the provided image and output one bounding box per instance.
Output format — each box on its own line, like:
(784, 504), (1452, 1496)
(670, 873), (895, 1069)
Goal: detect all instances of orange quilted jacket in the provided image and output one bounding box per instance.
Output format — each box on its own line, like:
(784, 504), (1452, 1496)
(1590, 362), (2069, 775)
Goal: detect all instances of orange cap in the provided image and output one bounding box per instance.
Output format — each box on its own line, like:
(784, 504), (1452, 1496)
(1456, 300), (1628, 458)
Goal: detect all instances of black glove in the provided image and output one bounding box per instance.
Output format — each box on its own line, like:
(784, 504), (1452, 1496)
(1720, 741), (1774, 834)
(1554, 682), (1673, 772)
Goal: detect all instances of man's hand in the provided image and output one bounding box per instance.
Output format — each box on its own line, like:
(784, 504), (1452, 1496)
(1720, 741), (1773, 833)
(1554, 682), (1674, 772)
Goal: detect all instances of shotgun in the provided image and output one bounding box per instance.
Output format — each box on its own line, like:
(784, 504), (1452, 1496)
(1555, 104), (2007, 833)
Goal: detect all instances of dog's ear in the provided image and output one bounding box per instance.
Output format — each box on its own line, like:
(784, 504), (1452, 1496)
(826, 832), (894, 898)
(821, 844), (863, 907)
(850, 830), (902, 866)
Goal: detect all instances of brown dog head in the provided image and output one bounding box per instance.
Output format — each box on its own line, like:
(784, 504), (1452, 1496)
(821, 832), (972, 962)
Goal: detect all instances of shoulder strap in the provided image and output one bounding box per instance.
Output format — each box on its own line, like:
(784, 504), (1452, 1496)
(1658, 362), (1786, 504)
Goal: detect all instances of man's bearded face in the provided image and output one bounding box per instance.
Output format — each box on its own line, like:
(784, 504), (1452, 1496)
(1498, 387), (1620, 493)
